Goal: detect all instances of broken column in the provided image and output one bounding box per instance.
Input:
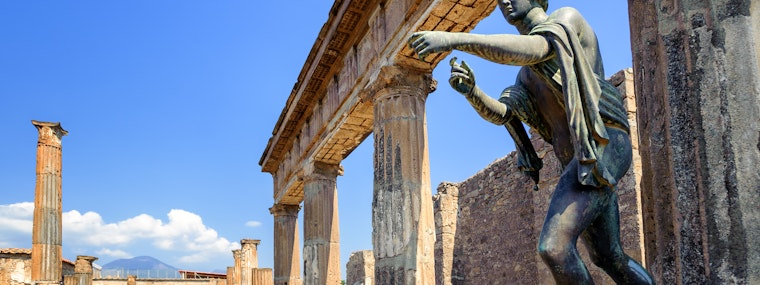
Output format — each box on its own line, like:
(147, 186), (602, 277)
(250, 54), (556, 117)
(433, 183), (459, 285)
(368, 66), (436, 284)
(302, 161), (342, 285)
(127, 275), (136, 285)
(74, 255), (98, 285)
(240, 239), (260, 285)
(226, 267), (234, 285)
(628, 1), (760, 284)
(233, 249), (241, 285)
(31, 120), (68, 285)
(270, 204), (302, 285)
(346, 251), (374, 285)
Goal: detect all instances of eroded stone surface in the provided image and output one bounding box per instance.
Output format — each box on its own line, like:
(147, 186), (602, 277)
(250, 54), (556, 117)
(346, 251), (374, 285)
(629, 1), (760, 283)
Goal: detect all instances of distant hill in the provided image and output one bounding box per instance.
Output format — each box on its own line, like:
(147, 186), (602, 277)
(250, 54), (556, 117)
(101, 256), (179, 278)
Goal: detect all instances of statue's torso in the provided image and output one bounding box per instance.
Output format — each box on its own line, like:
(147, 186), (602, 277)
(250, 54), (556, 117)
(517, 14), (604, 167)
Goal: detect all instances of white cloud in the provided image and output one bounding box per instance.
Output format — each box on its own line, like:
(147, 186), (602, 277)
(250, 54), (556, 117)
(63, 209), (237, 263)
(0, 202), (237, 266)
(97, 248), (132, 259)
(245, 220), (262, 227)
(0, 202), (34, 234)
(0, 202), (34, 247)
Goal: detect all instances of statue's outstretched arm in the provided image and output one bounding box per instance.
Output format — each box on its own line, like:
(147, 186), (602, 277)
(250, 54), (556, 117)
(449, 58), (511, 125)
(409, 31), (552, 66)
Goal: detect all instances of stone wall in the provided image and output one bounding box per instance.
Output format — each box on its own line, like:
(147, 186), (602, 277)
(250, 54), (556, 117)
(433, 69), (645, 284)
(0, 249), (76, 285)
(94, 278), (226, 285)
(0, 251), (31, 285)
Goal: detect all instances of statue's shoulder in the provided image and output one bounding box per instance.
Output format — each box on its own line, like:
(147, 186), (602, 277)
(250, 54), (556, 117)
(547, 7), (590, 31)
(549, 7), (583, 20)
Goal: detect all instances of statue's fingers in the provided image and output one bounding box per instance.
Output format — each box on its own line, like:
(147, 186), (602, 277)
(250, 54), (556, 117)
(450, 71), (469, 80)
(460, 60), (475, 80)
(451, 65), (468, 76)
(410, 36), (427, 49)
(449, 57), (458, 67)
(460, 60), (471, 72)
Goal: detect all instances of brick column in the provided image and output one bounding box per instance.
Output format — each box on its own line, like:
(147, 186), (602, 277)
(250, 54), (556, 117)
(74, 255), (98, 285)
(240, 239), (260, 285)
(302, 161), (342, 285)
(270, 204), (302, 285)
(629, 1), (760, 284)
(369, 65), (436, 284)
(31, 120), (68, 285)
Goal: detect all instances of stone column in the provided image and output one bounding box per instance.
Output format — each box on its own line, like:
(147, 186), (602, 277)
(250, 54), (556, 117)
(302, 161), (342, 285)
(73, 255), (98, 285)
(270, 204), (302, 285)
(240, 239), (261, 285)
(226, 267), (234, 285)
(251, 268), (274, 285)
(433, 183), (459, 285)
(369, 65), (436, 284)
(31, 120), (68, 285)
(629, 1), (760, 284)
(346, 251), (375, 285)
(233, 249), (242, 285)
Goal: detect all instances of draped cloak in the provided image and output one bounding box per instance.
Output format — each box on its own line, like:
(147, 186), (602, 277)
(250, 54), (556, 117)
(507, 18), (629, 188)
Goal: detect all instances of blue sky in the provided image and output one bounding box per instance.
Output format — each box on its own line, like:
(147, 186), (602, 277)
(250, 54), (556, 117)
(0, 1), (632, 276)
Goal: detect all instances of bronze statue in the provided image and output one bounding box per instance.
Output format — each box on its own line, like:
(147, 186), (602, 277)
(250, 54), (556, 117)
(409, 0), (655, 284)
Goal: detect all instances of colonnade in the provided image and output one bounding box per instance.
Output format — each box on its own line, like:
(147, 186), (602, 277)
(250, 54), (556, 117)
(269, 66), (436, 285)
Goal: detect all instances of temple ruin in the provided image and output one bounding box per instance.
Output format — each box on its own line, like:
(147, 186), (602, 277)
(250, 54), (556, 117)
(260, 0), (759, 284)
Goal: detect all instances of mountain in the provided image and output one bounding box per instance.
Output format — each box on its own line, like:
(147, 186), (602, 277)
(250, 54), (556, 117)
(101, 256), (179, 278)
(102, 256), (178, 270)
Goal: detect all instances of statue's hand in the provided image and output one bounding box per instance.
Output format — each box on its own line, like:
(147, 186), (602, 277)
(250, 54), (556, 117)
(408, 31), (454, 60)
(449, 57), (476, 95)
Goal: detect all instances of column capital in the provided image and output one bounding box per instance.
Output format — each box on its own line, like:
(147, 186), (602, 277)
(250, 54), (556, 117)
(74, 255), (98, 273)
(32, 120), (68, 146)
(241, 239), (261, 246)
(302, 161), (343, 184)
(362, 65), (437, 103)
(269, 204), (301, 217)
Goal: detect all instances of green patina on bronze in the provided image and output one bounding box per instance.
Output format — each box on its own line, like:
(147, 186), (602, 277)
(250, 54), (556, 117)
(409, 1), (655, 284)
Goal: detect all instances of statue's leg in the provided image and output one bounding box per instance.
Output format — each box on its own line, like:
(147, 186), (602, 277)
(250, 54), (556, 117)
(578, 127), (655, 285)
(537, 159), (608, 285)
(580, 192), (655, 285)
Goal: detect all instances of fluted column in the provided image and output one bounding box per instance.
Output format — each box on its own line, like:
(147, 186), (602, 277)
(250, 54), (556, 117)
(233, 249), (242, 285)
(227, 267), (234, 285)
(369, 66), (436, 284)
(73, 255), (97, 285)
(302, 161), (342, 285)
(31, 120), (68, 285)
(252, 268), (274, 285)
(270, 204), (302, 285)
(240, 239), (260, 285)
